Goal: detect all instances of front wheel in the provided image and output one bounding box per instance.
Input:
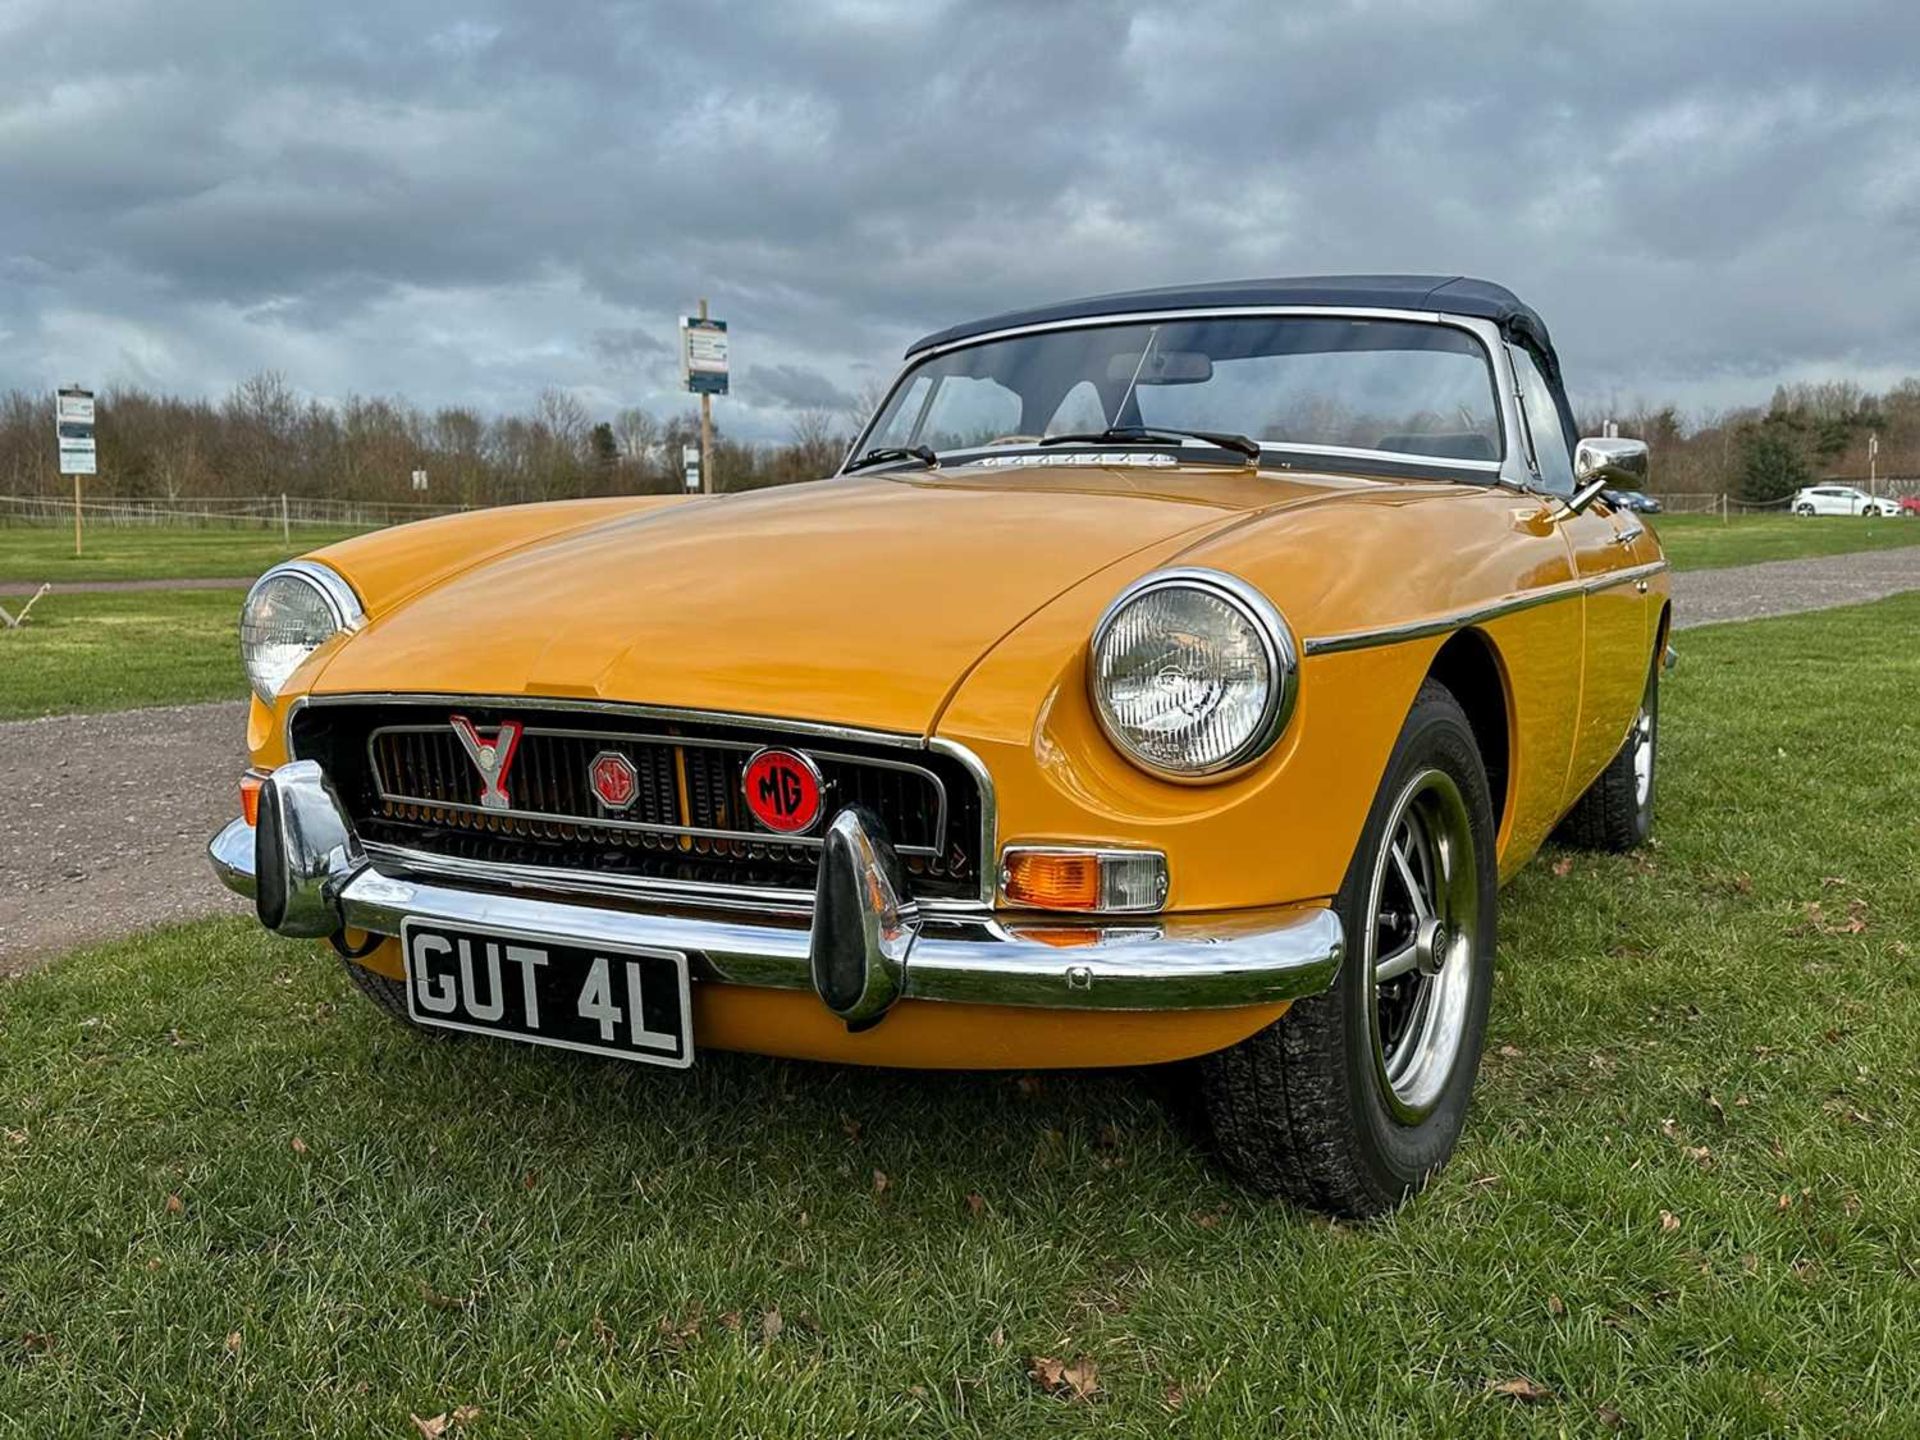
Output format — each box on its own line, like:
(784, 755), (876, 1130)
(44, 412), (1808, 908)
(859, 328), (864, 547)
(1554, 660), (1658, 852)
(1199, 681), (1497, 1217)
(1795, 504), (1816, 516)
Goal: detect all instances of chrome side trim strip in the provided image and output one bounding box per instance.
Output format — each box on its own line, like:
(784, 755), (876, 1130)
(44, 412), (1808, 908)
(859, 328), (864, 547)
(1301, 561), (1669, 657)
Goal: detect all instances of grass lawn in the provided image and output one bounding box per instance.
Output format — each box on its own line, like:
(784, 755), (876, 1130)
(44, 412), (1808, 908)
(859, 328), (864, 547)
(0, 525), (366, 584)
(1, 596), (1916, 1436)
(1651, 511), (1920, 571)
(0, 590), (244, 720)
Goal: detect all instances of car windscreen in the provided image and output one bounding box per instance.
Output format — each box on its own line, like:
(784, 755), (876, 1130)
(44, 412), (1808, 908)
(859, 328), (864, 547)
(863, 316), (1503, 466)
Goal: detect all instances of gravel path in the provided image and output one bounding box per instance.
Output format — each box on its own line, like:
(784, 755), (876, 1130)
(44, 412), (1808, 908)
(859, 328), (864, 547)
(1, 548), (1913, 976)
(0, 576), (254, 596)
(0, 701), (248, 975)
(1668, 545), (1920, 629)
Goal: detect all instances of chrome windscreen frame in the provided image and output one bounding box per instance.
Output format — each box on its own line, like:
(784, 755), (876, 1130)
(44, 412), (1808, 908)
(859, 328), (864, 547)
(284, 693), (999, 915)
(841, 305), (1531, 491)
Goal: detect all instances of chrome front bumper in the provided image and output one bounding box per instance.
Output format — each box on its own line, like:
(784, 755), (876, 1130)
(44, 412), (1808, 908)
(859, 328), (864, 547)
(209, 761), (1344, 1019)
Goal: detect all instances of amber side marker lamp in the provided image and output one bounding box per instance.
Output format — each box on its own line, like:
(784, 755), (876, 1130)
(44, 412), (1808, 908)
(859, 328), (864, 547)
(239, 770), (268, 827)
(1001, 847), (1168, 913)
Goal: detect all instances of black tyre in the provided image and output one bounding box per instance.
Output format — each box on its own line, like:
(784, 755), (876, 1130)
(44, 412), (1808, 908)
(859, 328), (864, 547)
(1554, 659), (1657, 852)
(338, 954), (431, 1030)
(1199, 680), (1498, 1217)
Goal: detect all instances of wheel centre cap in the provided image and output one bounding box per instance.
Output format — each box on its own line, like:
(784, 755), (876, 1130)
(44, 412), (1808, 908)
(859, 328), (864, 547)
(1415, 916), (1451, 976)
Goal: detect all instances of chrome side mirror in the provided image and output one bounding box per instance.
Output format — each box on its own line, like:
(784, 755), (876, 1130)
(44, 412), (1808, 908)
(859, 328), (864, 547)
(1557, 437), (1650, 516)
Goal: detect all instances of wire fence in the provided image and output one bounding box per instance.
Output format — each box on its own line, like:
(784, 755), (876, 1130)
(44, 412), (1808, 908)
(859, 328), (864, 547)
(0, 493), (470, 531)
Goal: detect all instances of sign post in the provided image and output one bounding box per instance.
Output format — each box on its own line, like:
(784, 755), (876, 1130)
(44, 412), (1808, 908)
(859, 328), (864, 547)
(56, 386), (97, 558)
(681, 444), (701, 492)
(680, 301), (728, 494)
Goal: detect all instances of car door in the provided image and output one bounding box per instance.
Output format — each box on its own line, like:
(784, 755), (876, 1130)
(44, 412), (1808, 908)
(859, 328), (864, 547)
(1509, 346), (1652, 804)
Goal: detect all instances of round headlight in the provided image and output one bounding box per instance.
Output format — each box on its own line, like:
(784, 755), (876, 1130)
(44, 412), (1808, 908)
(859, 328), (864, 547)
(240, 562), (362, 704)
(1089, 569), (1295, 778)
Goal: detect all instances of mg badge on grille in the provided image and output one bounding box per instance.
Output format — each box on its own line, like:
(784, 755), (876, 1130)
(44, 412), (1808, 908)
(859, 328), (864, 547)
(589, 750), (640, 812)
(450, 714), (524, 810)
(742, 747), (824, 834)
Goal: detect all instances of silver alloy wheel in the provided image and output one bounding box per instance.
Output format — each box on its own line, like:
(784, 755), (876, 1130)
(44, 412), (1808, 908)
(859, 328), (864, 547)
(1363, 768), (1481, 1124)
(1631, 702), (1656, 811)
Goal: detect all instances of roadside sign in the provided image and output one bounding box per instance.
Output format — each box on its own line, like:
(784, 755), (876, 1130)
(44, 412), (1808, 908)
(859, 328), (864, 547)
(682, 444), (702, 491)
(680, 316), (729, 396)
(411, 469), (429, 491)
(56, 386), (96, 476)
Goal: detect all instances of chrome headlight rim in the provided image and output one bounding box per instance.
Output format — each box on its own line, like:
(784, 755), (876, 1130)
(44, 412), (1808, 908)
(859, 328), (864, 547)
(241, 559), (364, 704)
(1088, 567), (1298, 781)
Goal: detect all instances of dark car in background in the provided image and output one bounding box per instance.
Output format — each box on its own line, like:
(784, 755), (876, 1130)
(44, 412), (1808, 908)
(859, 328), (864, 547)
(1603, 489), (1663, 514)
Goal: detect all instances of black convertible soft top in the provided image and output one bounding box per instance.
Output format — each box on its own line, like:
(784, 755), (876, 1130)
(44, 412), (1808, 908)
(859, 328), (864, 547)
(906, 274), (1561, 379)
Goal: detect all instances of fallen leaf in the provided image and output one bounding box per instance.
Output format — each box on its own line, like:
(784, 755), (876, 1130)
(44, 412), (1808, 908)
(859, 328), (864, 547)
(989, 1325), (1005, 1349)
(1547, 1294), (1566, 1317)
(1028, 1354), (1100, 1400)
(452, 1406), (482, 1425)
(841, 1114), (863, 1142)
(3, 1128), (27, 1146)
(1015, 1074), (1043, 1097)
(1701, 1089), (1726, 1124)
(719, 1310), (742, 1331)
(411, 1416), (449, 1440)
(225, 1330), (242, 1354)
(760, 1308), (784, 1343)
(1163, 1382), (1187, 1410)
(164, 1194), (184, 1215)
(872, 1169), (891, 1197)
(1820, 875), (1847, 888)
(1597, 1402), (1625, 1428)
(1660, 1210), (1682, 1234)
(1684, 1145), (1713, 1169)
(965, 1192), (986, 1218)
(1551, 857), (1573, 878)
(20, 1332), (54, 1354)
(522, 1170), (540, 1190)
(1498, 1044), (1524, 1058)
(1488, 1376), (1554, 1403)
(290, 1136), (309, 1156)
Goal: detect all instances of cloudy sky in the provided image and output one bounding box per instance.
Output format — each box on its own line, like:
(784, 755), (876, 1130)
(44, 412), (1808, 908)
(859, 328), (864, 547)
(3, 0), (1917, 438)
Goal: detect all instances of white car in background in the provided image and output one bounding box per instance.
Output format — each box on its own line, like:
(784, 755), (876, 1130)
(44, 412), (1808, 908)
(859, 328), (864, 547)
(1792, 485), (1902, 517)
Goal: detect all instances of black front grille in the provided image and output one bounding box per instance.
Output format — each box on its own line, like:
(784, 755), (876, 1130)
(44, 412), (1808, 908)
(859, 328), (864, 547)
(290, 701), (985, 901)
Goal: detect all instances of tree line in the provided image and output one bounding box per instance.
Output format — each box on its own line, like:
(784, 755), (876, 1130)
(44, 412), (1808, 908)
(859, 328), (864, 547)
(0, 372), (859, 508)
(1, 371), (1913, 508)
(1582, 378), (1920, 501)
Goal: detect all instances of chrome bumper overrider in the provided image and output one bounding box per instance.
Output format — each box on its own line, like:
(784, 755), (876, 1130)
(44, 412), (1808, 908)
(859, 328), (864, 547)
(209, 761), (1343, 1020)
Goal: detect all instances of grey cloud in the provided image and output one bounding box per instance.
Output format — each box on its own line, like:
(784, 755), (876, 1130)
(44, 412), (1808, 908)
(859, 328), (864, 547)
(744, 363), (857, 413)
(3, 0), (1919, 438)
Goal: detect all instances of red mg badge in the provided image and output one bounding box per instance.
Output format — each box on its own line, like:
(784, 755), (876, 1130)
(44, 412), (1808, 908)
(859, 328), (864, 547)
(742, 748), (824, 834)
(589, 750), (639, 812)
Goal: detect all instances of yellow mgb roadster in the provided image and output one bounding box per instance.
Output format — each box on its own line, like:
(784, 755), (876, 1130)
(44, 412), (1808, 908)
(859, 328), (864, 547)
(211, 275), (1668, 1215)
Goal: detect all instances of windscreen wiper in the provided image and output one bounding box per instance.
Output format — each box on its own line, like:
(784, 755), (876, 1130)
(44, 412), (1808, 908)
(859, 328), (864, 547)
(1037, 425), (1260, 463)
(844, 444), (939, 472)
